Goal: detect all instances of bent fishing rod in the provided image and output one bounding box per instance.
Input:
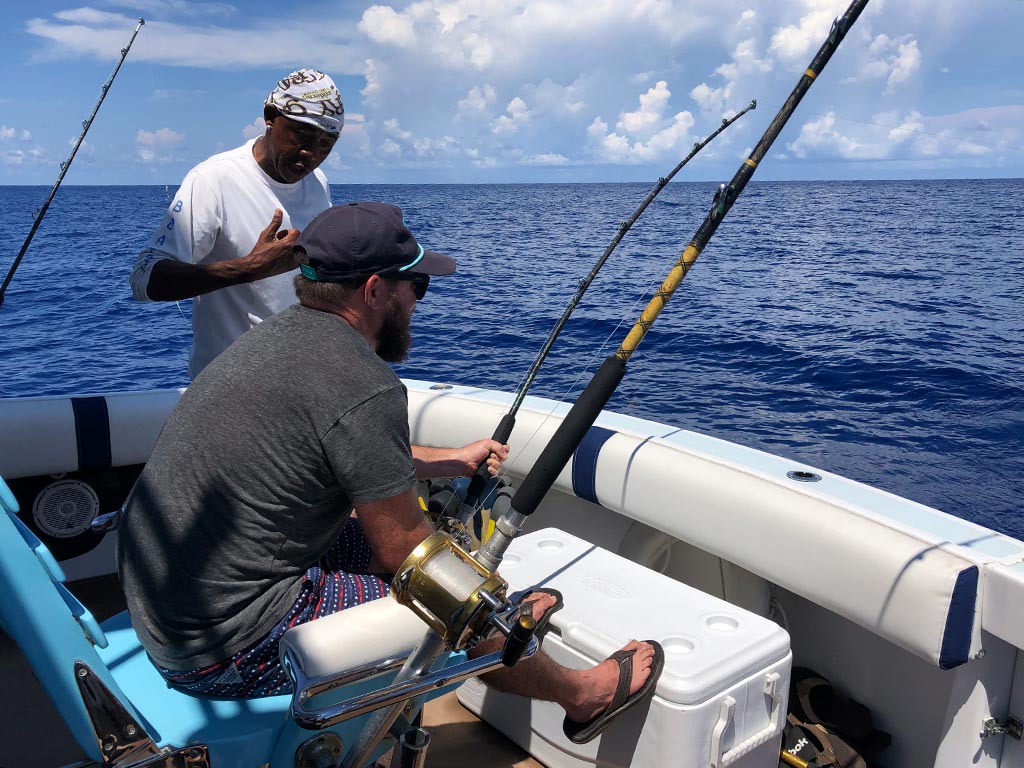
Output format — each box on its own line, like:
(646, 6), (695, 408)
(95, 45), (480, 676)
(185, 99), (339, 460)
(499, 99), (756, 441)
(0, 18), (145, 308)
(474, 0), (871, 571)
(450, 100), (756, 521)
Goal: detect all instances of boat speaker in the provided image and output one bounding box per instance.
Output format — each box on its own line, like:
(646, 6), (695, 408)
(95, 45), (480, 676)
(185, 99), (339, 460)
(32, 479), (100, 539)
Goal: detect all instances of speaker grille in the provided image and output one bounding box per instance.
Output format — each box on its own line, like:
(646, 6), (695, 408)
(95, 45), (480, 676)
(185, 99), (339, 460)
(32, 480), (99, 538)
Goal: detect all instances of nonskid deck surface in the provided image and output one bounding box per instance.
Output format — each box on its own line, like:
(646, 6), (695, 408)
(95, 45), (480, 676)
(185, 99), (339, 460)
(0, 574), (542, 768)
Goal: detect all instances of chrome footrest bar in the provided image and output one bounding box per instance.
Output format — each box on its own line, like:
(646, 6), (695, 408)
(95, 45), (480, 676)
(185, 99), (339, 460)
(290, 637), (538, 730)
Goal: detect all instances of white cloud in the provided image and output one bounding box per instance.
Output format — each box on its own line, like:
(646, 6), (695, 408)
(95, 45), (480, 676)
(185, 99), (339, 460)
(768, 0), (848, 61)
(1, 124), (44, 165)
(492, 97), (530, 135)
(107, 0), (237, 17)
(19, 1), (1021, 179)
(358, 5), (416, 48)
(588, 92), (696, 165)
(521, 152), (570, 165)
(618, 81), (671, 135)
(690, 37), (770, 117)
(846, 34), (921, 93)
(135, 127), (185, 163)
(457, 85), (497, 120)
(242, 117), (265, 140)
(886, 40), (921, 92)
(785, 105), (1024, 165)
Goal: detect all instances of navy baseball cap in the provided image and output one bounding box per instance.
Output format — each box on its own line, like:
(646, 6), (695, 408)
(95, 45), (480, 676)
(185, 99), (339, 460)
(296, 202), (456, 282)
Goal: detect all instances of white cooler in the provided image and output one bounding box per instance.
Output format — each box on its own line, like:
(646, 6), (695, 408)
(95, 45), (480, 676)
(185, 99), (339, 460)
(458, 528), (792, 768)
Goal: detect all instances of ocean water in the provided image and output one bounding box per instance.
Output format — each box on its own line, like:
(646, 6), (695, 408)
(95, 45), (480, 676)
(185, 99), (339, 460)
(0, 180), (1021, 540)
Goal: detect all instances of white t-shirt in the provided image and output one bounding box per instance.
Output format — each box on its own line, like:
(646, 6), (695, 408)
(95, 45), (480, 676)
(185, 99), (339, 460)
(130, 139), (331, 379)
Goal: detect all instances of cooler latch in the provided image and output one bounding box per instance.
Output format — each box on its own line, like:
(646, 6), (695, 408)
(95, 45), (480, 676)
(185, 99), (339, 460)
(982, 714), (1023, 740)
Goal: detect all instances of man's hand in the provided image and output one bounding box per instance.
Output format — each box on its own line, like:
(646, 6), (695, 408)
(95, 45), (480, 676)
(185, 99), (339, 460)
(244, 209), (301, 280)
(457, 439), (510, 477)
(141, 208), (302, 301)
(411, 440), (510, 480)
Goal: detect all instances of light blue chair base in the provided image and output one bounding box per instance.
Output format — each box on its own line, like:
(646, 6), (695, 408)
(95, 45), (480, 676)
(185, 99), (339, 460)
(0, 474), (459, 767)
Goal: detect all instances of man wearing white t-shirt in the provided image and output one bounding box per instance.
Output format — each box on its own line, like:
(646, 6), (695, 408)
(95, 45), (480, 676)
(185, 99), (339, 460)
(130, 69), (343, 379)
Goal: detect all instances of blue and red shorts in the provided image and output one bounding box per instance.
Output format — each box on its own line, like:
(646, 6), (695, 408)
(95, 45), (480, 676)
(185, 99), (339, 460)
(154, 517), (390, 698)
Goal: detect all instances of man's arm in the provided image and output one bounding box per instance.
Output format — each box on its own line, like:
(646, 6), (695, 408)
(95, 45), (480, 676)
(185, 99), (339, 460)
(412, 439), (509, 480)
(355, 487), (436, 575)
(140, 209), (301, 301)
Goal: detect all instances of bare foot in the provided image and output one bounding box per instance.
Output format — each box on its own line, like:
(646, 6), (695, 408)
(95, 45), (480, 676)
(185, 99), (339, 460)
(563, 639), (657, 725)
(520, 591), (557, 622)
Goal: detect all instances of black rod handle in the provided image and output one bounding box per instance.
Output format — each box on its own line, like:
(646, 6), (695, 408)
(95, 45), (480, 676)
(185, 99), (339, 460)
(510, 355), (626, 517)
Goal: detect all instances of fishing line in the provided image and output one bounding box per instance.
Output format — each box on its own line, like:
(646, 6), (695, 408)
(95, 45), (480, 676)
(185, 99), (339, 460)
(493, 276), (658, 488)
(450, 102), (756, 523)
(0, 18), (145, 308)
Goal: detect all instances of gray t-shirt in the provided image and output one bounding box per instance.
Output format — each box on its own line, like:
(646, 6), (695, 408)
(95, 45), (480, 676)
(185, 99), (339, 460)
(118, 304), (416, 669)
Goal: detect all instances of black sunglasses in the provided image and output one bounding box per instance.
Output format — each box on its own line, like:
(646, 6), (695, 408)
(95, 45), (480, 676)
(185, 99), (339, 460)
(385, 271), (430, 300)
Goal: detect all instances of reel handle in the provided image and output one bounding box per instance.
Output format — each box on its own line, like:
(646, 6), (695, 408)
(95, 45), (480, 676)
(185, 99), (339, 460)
(501, 612), (537, 667)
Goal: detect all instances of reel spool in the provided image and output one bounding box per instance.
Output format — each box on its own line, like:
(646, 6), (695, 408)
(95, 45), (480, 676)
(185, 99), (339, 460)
(392, 532), (507, 650)
(32, 478), (99, 539)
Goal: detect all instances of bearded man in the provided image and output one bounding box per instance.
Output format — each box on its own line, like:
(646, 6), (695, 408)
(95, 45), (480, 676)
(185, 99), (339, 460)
(117, 203), (660, 740)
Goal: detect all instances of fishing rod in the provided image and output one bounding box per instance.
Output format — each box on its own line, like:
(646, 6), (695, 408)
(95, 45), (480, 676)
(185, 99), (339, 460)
(446, 100), (756, 524)
(0, 18), (145, 308)
(475, 0), (871, 570)
(502, 99), (756, 436)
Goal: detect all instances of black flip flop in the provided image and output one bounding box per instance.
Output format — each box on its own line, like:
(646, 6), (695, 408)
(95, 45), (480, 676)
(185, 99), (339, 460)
(514, 588), (564, 640)
(562, 640), (665, 745)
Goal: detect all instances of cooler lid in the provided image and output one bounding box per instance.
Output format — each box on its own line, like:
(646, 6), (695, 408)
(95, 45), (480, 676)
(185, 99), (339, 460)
(499, 527), (791, 707)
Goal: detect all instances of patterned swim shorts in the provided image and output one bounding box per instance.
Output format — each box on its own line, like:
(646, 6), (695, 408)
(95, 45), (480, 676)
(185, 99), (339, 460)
(154, 517), (390, 698)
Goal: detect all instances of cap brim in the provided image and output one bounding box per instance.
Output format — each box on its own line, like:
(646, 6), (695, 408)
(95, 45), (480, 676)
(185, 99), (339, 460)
(279, 112), (343, 135)
(408, 249), (456, 276)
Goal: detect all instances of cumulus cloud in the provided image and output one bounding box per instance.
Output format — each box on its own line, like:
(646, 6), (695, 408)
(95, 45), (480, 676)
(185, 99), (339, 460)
(242, 117), (265, 140)
(785, 105), (1024, 167)
(358, 5), (416, 48)
(19, 1), (1018, 179)
(135, 127), (185, 163)
(521, 152), (570, 165)
(769, 3), (845, 62)
(846, 34), (921, 93)
(588, 82), (696, 163)
(690, 37), (770, 116)
(457, 85), (497, 120)
(492, 97), (530, 135)
(1, 124), (44, 166)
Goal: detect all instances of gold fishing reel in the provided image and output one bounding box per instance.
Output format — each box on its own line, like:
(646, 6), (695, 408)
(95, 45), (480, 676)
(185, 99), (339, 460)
(392, 531), (507, 650)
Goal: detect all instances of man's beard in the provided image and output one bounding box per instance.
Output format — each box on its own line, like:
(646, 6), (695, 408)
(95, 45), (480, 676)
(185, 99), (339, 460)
(377, 294), (412, 363)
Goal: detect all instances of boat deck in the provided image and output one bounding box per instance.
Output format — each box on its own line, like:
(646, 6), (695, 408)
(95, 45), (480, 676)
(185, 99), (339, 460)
(0, 574), (541, 767)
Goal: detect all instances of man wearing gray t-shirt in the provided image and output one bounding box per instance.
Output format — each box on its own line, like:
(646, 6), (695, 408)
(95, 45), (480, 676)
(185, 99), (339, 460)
(118, 202), (661, 743)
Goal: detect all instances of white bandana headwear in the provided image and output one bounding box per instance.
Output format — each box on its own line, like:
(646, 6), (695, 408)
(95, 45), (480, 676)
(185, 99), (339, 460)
(265, 69), (344, 135)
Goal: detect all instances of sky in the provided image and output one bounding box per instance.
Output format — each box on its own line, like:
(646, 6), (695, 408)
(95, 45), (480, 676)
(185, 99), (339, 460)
(1, 0), (1023, 185)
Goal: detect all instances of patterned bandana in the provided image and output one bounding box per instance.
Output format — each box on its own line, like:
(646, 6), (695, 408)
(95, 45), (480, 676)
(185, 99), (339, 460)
(265, 69), (344, 135)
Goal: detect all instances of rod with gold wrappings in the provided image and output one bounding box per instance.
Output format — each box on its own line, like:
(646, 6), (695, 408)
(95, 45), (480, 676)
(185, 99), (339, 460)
(480, 0), (871, 548)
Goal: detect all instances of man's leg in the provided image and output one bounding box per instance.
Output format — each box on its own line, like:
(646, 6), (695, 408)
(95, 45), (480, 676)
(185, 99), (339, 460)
(154, 517), (390, 698)
(468, 593), (658, 726)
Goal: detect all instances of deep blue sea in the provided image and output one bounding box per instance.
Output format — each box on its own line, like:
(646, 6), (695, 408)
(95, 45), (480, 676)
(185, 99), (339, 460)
(0, 180), (1021, 539)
